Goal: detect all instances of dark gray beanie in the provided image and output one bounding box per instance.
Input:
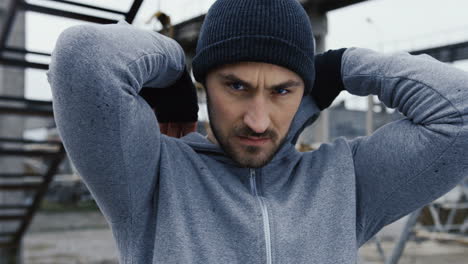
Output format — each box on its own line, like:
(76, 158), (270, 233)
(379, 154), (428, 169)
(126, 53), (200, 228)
(192, 0), (316, 95)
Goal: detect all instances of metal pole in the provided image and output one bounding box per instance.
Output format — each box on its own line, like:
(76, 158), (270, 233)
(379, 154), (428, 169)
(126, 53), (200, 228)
(0, 0), (20, 50)
(0, 1), (26, 262)
(384, 208), (423, 264)
(321, 109), (330, 142)
(366, 96), (373, 135)
(364, 17), (384, 136)
(0, 243), (22, 264)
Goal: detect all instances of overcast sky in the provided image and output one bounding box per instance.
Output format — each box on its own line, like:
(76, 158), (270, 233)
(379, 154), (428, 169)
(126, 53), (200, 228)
(23, 0), (468, 110)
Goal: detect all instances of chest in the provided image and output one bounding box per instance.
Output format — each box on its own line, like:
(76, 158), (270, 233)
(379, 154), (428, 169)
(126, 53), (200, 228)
(152, 154), (358, 263)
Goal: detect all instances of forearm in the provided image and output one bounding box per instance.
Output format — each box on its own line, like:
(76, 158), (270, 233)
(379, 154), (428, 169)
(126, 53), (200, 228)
(342, 47), (468, 127)
(343, 48), (468, 245)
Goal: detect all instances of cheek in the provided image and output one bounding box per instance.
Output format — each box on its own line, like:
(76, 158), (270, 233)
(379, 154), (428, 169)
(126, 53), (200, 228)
(208, 93), (244, 132)
(275, 113), (294, 136)
(271, 99), (302, 135)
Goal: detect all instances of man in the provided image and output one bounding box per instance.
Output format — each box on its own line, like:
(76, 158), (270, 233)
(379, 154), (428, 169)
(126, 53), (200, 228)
(47, 0), (468, 263)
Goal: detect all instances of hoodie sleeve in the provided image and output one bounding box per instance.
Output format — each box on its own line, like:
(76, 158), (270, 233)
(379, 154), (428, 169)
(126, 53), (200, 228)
(342, 48), (468, 246)
(47, 20), (185, 223)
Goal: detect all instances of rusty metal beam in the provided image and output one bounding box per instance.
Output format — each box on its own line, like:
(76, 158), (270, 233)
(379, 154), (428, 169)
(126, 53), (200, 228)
(0, 0), (20, 50)
(12, 145), (66, 245)
(0, 173), (42, 178)
(0, 55), (49, 70)
(42, 0), (127, 15)
(0, 95), (53, 116)
(4, 46), (51, 57)
(0, 241), (15, 249)
(0, 214), (24, 221)
(0, 204), (30, 209)
(0, 0), (145, 72)
(0, 232), (16, 237)
(0, 183), (42, 191)
(0, 138), (65, 247)
(0, 95), (52, 105)
(0, 106), (53, 116)
(18, 1), (119, 24)
(313, 0), (368, 13)
(0, 149), (59, 157)
(125, 0), (144, 23)
(410, 41), (468, 63)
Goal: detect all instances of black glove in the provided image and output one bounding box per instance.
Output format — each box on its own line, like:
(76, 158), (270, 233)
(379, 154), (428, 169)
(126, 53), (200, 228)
(139, 67), (198, 123)
(311, 48), (347, 110)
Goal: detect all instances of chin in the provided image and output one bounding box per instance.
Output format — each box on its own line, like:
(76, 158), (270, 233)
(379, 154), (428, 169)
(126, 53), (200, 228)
(222, 135), (288, 168)
(234, 158), (270, 168)
(231, 148), (276, 168)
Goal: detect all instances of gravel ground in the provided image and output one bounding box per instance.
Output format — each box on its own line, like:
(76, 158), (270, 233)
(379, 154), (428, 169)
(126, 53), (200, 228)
(25, 229), (118, 264)
(22, 211), (468, 264)
(359, 240), (468, 264)
(24, 211), (118, 264)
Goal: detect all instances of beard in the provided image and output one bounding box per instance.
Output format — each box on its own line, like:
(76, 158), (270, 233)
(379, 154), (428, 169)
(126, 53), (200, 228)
(206, 95), (287, 168)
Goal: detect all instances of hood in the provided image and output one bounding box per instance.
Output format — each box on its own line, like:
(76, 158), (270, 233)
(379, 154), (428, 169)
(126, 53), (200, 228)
(181, 95), (321, 165)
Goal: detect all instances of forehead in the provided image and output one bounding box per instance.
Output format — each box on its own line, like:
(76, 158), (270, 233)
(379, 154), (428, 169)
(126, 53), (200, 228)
(210, 61), (303, 83)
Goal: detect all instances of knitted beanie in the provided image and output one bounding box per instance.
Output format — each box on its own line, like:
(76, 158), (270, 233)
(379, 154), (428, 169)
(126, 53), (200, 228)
(192, 0), (316, 95)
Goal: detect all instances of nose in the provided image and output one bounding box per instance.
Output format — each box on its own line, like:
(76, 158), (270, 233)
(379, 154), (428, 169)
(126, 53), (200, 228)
(243, 96), (271, 134)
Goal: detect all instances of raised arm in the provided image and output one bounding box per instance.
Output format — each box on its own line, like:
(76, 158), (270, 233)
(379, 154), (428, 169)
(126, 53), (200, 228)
(47, 20), (189, 223)
(340, 48), (468, 245)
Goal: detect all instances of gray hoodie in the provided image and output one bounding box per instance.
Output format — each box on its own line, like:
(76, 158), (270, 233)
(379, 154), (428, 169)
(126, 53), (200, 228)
(47, 20), (468, 264)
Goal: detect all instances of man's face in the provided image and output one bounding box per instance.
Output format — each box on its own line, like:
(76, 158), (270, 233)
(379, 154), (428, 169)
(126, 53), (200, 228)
(205, 62), (304, 168)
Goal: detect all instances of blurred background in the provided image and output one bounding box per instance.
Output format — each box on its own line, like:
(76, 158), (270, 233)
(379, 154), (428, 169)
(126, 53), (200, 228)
(0, 0), (467, 263)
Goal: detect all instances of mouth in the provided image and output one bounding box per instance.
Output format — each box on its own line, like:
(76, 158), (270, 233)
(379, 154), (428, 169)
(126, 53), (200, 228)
(237, 136), (271, 146)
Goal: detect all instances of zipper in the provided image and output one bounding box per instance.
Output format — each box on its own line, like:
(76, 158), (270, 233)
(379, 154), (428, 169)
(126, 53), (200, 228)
(249, 169), (272, 264)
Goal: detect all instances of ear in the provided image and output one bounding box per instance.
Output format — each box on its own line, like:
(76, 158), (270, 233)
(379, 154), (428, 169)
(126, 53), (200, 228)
(195, 81), (205, 91)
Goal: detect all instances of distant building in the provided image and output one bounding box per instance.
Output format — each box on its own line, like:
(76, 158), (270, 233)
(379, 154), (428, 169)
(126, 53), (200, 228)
(300, 101), (404, 145)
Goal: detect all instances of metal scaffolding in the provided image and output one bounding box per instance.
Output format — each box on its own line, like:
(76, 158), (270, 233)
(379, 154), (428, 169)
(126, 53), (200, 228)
(0, 0), (144, 70)
(0, 1), (144, 262)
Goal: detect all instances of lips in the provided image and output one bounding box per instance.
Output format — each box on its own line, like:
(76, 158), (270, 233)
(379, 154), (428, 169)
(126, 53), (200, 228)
(237, 136), (271, 146)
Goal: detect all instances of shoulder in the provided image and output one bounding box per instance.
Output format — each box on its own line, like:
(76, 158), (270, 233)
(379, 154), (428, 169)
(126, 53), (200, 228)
(298, 137), (356, 169)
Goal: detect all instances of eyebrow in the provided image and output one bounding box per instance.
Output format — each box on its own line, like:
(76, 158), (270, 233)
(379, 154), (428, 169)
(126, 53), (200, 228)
(217, 73), (302, 90)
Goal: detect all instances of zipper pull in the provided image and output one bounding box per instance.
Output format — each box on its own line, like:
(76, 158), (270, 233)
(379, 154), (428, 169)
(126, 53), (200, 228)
(249, 169), (256, 195)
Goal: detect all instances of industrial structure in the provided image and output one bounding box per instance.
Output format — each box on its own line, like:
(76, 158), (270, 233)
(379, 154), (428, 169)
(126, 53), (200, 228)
(0, 0), (466, 263)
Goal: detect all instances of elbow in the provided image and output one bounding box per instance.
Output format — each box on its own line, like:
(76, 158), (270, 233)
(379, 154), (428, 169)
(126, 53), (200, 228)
(48, 25), (103, 85)
(48, 24), (112, 108)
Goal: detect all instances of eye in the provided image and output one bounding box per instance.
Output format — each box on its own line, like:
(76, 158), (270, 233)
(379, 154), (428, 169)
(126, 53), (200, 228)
(228, 82), (246, 91)
(274, 87), (290, 95)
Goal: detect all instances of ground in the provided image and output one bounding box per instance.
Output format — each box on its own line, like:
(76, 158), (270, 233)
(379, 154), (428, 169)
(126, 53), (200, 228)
(24, 211), (117, 264)
(22, 211), (468, 264)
